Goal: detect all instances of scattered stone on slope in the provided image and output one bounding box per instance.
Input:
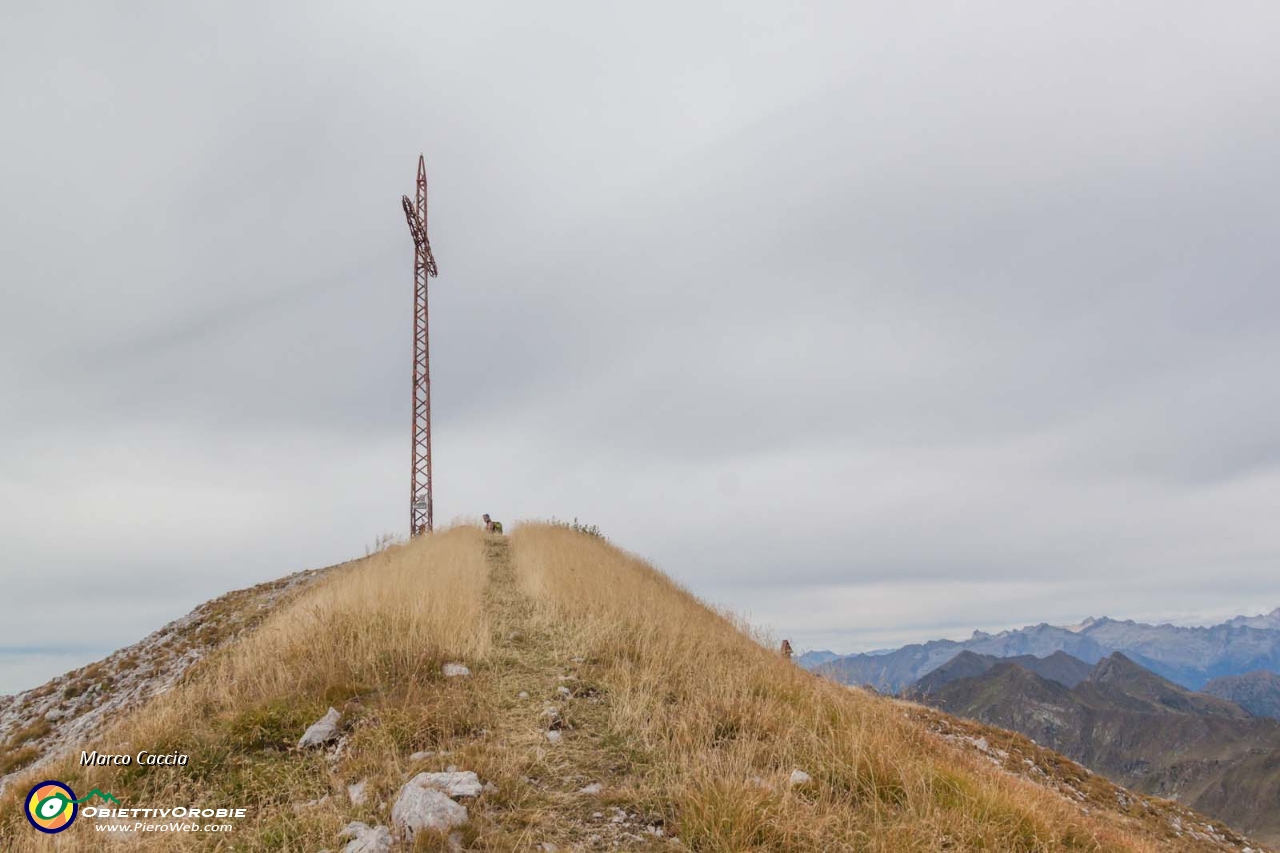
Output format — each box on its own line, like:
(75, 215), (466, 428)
(339, 821), (392, 853)
(546, 730), (562, 744)
(347, 779), (369, 806)
(789, 769), (813, 786)
(442, 662), (471, 678)
(391, 784), (468, 839)
(298, 707), (342, 748)
(518, 691), (530, 699)
(578, 782), (604, 795)
(409, 770), (483, 798)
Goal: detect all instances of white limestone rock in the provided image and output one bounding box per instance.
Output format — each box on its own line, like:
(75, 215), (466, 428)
(338, 821), (392, 853)
(298, 707), (342, 748)
(408, 770), (483, 798)
(442, 662), (471, 678)
(391, 784), (468, 839)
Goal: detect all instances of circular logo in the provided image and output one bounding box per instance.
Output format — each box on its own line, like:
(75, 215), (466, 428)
(25, 781), (78, 834)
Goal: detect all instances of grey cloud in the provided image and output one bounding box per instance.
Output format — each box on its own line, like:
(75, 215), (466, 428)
(2, 1), (1279, 690)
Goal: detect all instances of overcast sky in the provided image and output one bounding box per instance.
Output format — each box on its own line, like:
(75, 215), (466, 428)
(3, 2), (1279, 693)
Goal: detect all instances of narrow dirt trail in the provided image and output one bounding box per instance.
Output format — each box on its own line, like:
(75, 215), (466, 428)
(467, 535), (674, 851)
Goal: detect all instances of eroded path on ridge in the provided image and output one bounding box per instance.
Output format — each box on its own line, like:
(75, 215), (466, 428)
(461, 535), (675, 851)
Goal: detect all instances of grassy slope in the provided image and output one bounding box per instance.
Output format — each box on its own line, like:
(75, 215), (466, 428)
(0, 526), (1264, 851)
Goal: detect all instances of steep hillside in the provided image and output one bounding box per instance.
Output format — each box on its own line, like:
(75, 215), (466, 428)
(924, 654), (1280, 845)
(1205, 671), (1280, 719)
(0, 527), (1268, 851)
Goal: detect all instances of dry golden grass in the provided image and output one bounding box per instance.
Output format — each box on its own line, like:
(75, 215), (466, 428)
(1, 527), (491, 851)
(511, 525), (1170, 853)
(128, 524), (491, 741)
(0, 523), (1254, 852)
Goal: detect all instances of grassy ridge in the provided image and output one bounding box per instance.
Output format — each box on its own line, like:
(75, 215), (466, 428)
(511, 526), (1169, 852)
(0, 525), (1258, 851)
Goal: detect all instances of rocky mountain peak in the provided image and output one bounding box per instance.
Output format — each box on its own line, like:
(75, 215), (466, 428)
(1088, 652), (1148, 685)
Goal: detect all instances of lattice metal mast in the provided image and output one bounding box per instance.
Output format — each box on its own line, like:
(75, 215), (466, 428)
(402, 154), (439, 536)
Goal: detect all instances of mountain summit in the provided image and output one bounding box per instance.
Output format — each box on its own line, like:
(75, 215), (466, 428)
(0, 526), (1260, 851)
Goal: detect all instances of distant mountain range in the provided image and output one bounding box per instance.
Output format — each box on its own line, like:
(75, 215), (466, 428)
(805, 607), (1280, 693)
(910, 651), (1280, 845)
